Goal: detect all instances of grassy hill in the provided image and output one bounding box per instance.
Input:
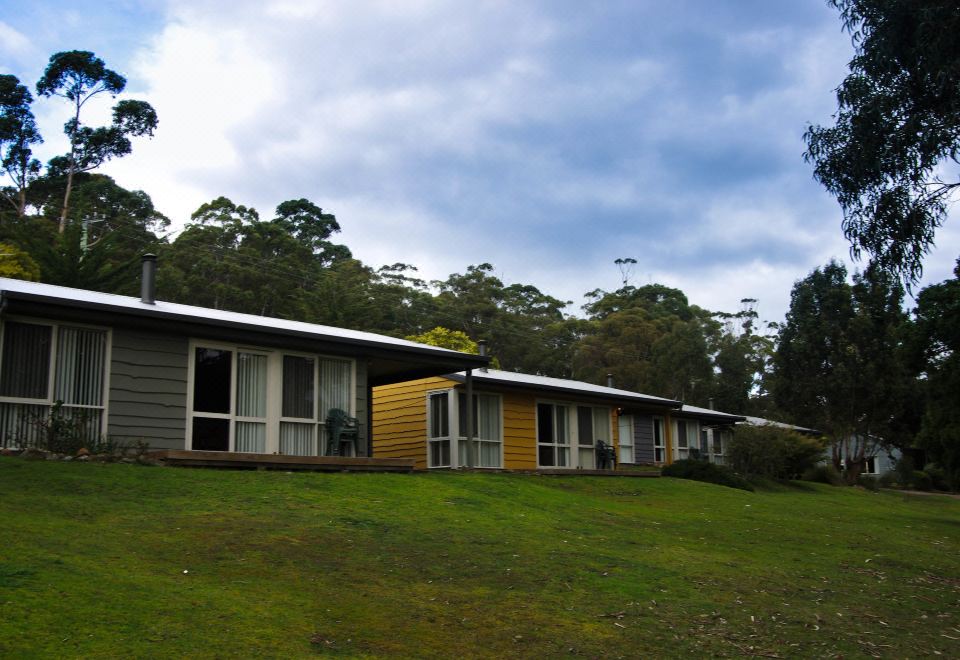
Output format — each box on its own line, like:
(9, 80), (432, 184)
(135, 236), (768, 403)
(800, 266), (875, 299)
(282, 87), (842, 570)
(1, 459), (958, 658)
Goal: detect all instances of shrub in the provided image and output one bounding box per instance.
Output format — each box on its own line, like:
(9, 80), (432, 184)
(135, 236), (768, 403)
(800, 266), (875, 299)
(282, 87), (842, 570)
(911, 470), (933, 491)
(878, 471), (897, 488)
(727, 425), (827, 480)
(662, 459), (754, 491)
(802, 464), (842, 486)
(894, 456), (915, 487)
(923, 464), (949, 491)
(857, 474), (879, 491)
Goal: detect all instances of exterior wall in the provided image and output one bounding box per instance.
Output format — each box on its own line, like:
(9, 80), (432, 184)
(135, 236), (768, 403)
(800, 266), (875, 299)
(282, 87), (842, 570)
(503, 391), (537, 470)
(354, 360), (369, 456)
(372, 376), (453, 469)
(107, 328), (189, 450)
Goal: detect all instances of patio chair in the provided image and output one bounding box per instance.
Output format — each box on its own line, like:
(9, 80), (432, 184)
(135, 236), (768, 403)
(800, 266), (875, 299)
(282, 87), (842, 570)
(325, 408), (359, 456)
(595, 440), (617, 470)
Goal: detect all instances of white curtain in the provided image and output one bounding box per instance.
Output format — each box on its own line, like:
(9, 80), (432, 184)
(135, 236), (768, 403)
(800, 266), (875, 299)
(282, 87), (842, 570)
(281, 422), (315, 455)
(54, 327), (106, 406)
(236, 353), (267, 418)
(235, 421), (266, 453)
(319, 359), (351, 419)
(0, 402), (48, 448)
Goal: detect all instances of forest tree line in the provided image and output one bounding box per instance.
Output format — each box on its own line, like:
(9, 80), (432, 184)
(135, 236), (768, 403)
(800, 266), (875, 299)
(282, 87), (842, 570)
(2, 48), (959, 487)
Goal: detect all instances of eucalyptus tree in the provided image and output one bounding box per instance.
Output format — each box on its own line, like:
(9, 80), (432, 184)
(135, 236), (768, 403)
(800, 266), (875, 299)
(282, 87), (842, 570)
(805, 0), (960, 282)
(0, 75), (42, 219)
(36, 51), (157, 233)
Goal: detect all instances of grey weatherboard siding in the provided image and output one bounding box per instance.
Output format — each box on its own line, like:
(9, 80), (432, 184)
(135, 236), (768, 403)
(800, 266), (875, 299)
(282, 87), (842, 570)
(632, 414), (655, 464)
(107, 329), (189, 450)
(106, 329), (372, 452)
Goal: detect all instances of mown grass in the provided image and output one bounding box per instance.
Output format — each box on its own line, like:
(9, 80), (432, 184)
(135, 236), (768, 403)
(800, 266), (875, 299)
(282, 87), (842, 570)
(1, 458), (958, 658)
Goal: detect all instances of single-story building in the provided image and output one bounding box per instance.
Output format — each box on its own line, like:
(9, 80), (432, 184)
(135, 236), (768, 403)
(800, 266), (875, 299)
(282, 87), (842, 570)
(372, 369), (744, 471)
(0, 264), (488, 457)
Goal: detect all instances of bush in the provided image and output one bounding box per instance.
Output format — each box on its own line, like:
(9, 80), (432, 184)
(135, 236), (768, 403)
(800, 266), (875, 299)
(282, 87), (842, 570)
(911, 470), (933, 491)
(894, 456), (915, 487)
(662, 459), (754, 491)
(878, 471), (897, 488)
(857, 474), (879, 491)
(923, 464), (949, 491)
(727, 425), (827, 480)
(802, 464), (842, 486)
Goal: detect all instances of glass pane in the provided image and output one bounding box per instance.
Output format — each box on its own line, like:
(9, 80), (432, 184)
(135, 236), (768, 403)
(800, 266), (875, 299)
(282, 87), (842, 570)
(282, 355), (314, 419)
(235, 421), (266, 453)
(676, 421), (688, 448)
(55, 327), (107, 406)
(477, 395), (499, 441)
(430, 393), (449, 438)
(319, 359), (351, 420)
(281, 422), (315, 455)
(430, 439), (450, 467)
(538, 444), (554, 467)
(577, 406), (593, 447)
(536, 403), (553, 443)
(479, 440), (500, 468)
(579, 447), (595, 469)
(593, 408), (611, 441)
(557, 447), (569, 467)
(653, 419), (663, 447)
(237, 353), (267, 418)
(0, 322), (51, 399)
(194, 348), (232, 413)
(555, 406), (568, 445)
(0, 402), (50, 448)
(192, 417), (229, 451)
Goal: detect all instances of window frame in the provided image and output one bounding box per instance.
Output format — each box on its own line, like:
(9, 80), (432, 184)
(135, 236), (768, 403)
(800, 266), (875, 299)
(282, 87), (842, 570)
(673, 418), (700, 461)
(426, 388), (504, 469)
(652, 416), (666, 463)
(185, 339), (356, 455)
(0, 316), (112, 448)
(536, 400), (614, 470)
(617, 414), (634, 464)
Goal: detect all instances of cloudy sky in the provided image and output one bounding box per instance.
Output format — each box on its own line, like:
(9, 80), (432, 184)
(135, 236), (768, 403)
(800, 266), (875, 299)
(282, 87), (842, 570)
(2, 0), (958, 323)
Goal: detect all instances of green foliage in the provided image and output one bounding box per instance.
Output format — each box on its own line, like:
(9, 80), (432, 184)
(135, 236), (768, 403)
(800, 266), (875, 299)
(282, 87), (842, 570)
(803, 464), (843, 486)
(857, 474), (879, 491)
(0, 241), (40, 280)
(910, 470), (933, 492)
(406, 326), (478, 353)
(804, 0), (960, 283)
(0, 74), (42, 218)
(26, 402), (101, 455)
(727, 424), (826, 481)
(661, 458), (754, 491)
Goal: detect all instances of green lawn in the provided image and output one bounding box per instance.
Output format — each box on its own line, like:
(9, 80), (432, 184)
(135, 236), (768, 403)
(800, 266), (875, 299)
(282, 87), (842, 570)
(1, 459), (958, 658)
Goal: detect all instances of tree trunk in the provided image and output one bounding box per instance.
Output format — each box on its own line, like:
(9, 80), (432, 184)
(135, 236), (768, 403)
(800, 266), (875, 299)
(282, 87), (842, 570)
(59, 167), (75, 234)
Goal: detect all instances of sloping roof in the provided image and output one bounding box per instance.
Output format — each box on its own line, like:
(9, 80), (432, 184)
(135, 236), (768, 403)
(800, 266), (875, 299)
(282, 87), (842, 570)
(676, 404), (746, 424)
(741, 415), (821, 435)
(0, 278), (488, 385)
(446, 369), (681, 408)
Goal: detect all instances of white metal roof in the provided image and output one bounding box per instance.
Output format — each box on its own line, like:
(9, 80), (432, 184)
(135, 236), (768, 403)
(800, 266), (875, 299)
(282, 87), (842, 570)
(0, 277), (481, 361)
(448, 369), (681, 407)
(741, 415), (820, 434)
(677, 403), (745, 423)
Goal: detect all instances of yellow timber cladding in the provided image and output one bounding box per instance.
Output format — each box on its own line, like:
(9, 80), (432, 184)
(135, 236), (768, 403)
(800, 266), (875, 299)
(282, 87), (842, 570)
(372, 376), (621, 470)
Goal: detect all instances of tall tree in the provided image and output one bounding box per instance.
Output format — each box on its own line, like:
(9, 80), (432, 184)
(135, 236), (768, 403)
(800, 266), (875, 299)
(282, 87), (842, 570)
(36, 51), (157, 233)
(0, 75), (42, 219)
(804, 0), (960, 282)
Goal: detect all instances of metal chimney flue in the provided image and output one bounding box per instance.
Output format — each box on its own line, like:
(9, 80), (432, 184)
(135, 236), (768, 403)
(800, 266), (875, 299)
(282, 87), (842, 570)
(606, 373), (614, 388)
(477, 339), (488, 372)
(141, 254), (157, 305)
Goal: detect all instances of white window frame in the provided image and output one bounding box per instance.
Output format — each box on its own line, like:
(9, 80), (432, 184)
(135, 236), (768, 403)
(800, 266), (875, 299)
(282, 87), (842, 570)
(652, 416), (666, 463)
(186, 339), (355, 455)
(673, 419), (700, 461)
(712, 428), (730, 465)
(0, 317), (112, 448)
(425, 388), (504, 469)
(536, 400), (613, 469)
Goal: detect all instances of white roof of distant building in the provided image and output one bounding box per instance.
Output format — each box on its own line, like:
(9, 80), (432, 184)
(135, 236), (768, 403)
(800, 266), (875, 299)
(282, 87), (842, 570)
(741, 415), (821, 434)
(677, 404), (745, 423)
(447, 369), (681, 407)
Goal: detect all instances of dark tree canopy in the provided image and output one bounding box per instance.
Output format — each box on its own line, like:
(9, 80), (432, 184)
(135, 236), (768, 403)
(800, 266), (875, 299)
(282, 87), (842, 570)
(0, 75), (42, 218)
(804, 0), (960, 283)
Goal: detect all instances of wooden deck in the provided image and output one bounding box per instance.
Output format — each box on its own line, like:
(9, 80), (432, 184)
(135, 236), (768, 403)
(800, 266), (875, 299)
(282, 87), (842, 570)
(149, 450), (416, 473)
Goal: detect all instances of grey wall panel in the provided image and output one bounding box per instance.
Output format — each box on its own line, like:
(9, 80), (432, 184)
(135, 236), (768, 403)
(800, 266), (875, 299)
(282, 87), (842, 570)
(633, 414), (655, 464)
(107, 329), (188, 449)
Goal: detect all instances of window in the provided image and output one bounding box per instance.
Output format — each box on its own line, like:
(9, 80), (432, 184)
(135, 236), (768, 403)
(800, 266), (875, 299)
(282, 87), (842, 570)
(713, 429), (730, 465)
(427, 390), (502, 468)
(863, 456), (877, 475)
(617, 415), (634, 464)
(0, 320), (108, 448)
(673, 419), (699, 461)
(537, 402), (613, 469)
(188, 342), (353, 455)
(537, 403), (570, 467)
(652, 417), (666, 463)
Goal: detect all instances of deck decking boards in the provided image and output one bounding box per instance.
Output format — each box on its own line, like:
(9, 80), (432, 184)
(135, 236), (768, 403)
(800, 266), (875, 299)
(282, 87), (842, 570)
(150, 450), (416, 472)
